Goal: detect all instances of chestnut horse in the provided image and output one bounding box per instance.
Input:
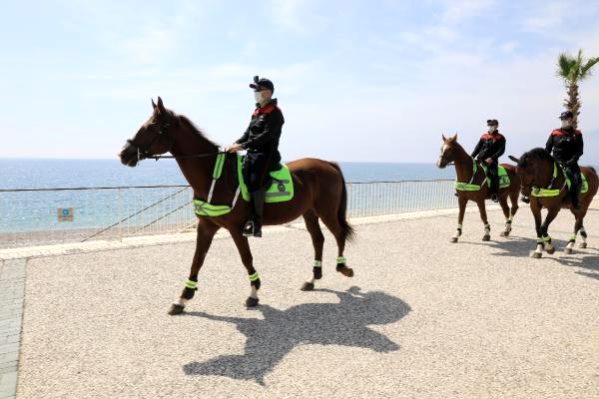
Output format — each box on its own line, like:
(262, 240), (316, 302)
(119, 98), (355, 314)
(437, 134), (520, 242)
(509, 149), (598, 258)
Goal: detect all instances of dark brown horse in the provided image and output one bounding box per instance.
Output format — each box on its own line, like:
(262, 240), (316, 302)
(437, 134), (520, 242)
(509, 149), (598, 258)
(119, 97), (355, 314)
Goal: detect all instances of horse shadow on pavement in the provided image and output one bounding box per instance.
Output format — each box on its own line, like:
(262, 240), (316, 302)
(463, 235), (599, 281)
(182, 286), (411, 385)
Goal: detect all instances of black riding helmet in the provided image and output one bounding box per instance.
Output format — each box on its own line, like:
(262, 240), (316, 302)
(487, 119), (499, 126)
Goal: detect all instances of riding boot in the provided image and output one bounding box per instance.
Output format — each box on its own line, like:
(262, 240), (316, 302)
(243, 189), (266, 237)
(490, 177), (499, 202)
(570, 180), (581, 210)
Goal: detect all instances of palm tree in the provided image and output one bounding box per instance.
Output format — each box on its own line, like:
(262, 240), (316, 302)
(557, 49), (599, 129)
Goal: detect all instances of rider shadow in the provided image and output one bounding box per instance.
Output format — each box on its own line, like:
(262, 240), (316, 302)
(182, 287), (411, 385)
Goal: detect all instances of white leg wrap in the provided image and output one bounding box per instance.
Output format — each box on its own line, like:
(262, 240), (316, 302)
(250, 286), (258, 299)
(535, 244), (543, 253)
(176, 298), (188, 308)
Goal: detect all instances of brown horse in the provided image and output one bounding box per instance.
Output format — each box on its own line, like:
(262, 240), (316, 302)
(119, 97), (355, 314)
(509, 148), (598, 258)
(437, 134), (520, 242)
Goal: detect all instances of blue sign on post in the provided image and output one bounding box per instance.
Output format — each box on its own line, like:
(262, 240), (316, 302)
(57, 208), (74, 222)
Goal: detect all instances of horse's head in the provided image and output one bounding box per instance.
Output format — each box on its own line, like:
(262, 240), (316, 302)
(119, 97), (176, 167)
(509, 148), (553, 197)
(436, 134), (459, 168)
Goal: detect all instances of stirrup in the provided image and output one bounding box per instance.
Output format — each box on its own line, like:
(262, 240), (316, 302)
(242, 220), (262, 238)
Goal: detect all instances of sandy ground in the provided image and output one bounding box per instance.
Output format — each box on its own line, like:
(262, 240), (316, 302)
(16, 207), (599, 398)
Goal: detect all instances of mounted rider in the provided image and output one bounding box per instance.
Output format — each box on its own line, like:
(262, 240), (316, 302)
(545, 110), (584, 209)
(471, 119), (505, 202)
(228, 76), (285, 238)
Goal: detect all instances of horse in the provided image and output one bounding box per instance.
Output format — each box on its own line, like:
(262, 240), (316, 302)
(436, 134), (520, 242)
(119, 97), (355, 314)
(508, 149), (598, 258)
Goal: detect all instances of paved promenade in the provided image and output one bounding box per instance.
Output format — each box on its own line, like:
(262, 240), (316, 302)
(3, 205), (599, 398)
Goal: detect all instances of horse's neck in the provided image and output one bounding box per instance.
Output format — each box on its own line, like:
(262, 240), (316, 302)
(170, 124), (219, 198)
(538, 159), (559, 188)
(452, 145), (474, 182)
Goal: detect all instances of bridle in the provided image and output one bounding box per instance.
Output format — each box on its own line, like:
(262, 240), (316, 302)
(127, 119), (223, 161)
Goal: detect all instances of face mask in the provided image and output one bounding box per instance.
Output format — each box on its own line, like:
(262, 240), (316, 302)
(488, 126), (497, 133)
(254, 91), (263, 104)
(561, 119), (572, 129)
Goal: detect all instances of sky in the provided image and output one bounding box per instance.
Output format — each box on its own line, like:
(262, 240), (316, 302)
(1, 0), (599, 163)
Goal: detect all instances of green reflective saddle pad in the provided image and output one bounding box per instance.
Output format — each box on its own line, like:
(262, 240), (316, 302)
(481, 164), (510, 189)
(455, 162), (510, 192)
(532, 165), (589, 197)
(237, 155), (294, 203)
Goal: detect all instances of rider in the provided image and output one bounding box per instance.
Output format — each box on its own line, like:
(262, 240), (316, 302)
(545, 110), (584, 209)
(228, 76), (285, 237)
(471, 119), (505, 202)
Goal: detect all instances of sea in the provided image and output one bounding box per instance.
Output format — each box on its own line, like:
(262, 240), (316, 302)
(0, 159), (454, 236)
(0, 159), (453, 189)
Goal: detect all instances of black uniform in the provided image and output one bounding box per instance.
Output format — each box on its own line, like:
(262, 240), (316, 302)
(545, 127), (584, 205)
(471, 132), (506, 196)
(236, 99), (284, 192)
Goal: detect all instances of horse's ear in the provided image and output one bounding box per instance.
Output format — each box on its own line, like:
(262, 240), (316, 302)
(452, 133), (458, 142)
(151, 98), (157, 109)
(156, 96), (166, 113)
(442, 134), (447, 141)
(508, 155), (520, 163)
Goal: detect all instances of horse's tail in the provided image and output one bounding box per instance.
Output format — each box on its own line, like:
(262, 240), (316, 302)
(329, 162), (355, 242)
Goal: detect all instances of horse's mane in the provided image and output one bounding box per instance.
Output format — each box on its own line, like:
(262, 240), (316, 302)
(177, 114), (220, 149)
(519, 147), (553, 168)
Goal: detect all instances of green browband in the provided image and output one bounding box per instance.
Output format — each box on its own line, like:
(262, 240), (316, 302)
(185, 279), (198, 289)
(249, 272), (260, 282)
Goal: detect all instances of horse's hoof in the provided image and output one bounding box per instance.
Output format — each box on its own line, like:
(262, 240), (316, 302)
(532, 252), (542, 259)
(580, 242), (587, 249)
(246, 297), (259, 308)
(482, 235), (491, 242)
(546, 247), (555, 255)
(337, 265), (354, 277)
(450, 237), (458, 243)
(301, 282), (315, 291)
(168, 304), (185, 315)
(564, 247), (573, 255)
(500, 230), (510, 237)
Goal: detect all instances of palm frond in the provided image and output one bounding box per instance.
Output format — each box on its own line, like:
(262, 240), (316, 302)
(557, 53), (577, 81)
(580, 56), (599, 79)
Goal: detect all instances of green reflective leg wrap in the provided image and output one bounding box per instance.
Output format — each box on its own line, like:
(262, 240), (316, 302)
(185, 279), (198, 290)
(536, 238), (544, 245)
(542, 235), (551, 244)
(249, 272), (261, 288)
(506, 218), (512, 225)
(569, 234), (577, 243)
(314, 260), (322, 267)
(336, 256), (346, 265)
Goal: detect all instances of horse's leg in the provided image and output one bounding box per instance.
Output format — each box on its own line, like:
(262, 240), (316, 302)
(531, 200), (544, 258)
(477, 199), (491, 241)
(319, 212), (354, 278)
(540, 206), (560, 255)
(451, 195), (467, 243)
(301, 211), (325, 291)
(168, 219), (220, 315)
(229, 229), (261, 307)
(565, 210), (584, 254)
(499, 195), (512, 237)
